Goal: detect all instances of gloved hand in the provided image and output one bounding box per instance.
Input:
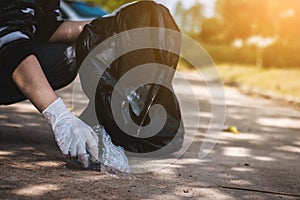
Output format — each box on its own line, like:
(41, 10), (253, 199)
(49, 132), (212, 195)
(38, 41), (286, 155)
(42, 98), (99, 168)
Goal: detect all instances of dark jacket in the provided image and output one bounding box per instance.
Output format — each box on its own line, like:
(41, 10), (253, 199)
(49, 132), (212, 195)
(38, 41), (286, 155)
(0, 0), (63, 80)
(0, 0), (61, 41)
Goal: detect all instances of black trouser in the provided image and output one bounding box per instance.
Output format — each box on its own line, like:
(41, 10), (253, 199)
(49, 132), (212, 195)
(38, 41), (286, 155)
(0, 43), (78, 105)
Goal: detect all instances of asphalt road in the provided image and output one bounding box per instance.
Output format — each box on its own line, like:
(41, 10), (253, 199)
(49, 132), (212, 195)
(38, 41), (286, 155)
(0, 72), (299, 199)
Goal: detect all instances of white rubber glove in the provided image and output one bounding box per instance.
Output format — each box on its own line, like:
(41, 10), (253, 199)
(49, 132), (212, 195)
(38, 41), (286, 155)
(42, 98), (99, 168)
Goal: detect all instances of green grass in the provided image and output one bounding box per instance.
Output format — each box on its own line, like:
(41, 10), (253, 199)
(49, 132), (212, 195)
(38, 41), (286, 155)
(178, 62), (300, 101)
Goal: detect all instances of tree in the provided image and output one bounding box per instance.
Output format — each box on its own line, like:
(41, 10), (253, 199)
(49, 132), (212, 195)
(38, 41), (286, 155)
(200, 17), (225, 43)
(175, 2), (204, 35)
(215, 0), (300, 43)
(277, 5), (300, 42)
(174, 1), (186, 31)
(216, 0), (275, 42)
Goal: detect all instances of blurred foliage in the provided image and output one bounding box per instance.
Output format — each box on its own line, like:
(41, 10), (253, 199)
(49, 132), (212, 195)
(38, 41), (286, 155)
(202, 41), (300, 68)
(175, 1), (204, 35)
(203, 44), (257, 65)
(215, 0), (274, 42)
(214, 0), (300, 43)
(175, 0), (300, 67)
(87, 0), (137, 12)
(263, 42), (300, 68)
(200, 17), (225, 44)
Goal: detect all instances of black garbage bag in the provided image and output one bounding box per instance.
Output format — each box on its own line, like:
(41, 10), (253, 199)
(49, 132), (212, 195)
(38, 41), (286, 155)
(76, 1), (184, 153)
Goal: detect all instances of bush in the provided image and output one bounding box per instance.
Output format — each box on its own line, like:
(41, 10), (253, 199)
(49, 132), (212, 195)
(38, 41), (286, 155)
(263, 42), (300, 68)
(199, 42), (300, 68)
(201, 43), (257, 65)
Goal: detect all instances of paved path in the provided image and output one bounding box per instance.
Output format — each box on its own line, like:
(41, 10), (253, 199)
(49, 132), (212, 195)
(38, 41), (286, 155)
(0, 72), (299, 199)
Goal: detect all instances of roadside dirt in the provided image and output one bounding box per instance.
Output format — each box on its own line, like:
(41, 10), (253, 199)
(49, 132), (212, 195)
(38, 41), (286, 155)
(1, 73), (300, 199)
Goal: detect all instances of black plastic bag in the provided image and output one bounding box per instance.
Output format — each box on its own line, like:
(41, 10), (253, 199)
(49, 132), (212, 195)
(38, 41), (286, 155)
(76, 1), (184, 153)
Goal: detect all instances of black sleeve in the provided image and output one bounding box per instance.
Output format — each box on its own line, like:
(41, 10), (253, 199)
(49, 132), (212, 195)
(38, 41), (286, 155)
(34, 0), (64, 42)
(0, 0), (37, 38)
(0, 0), (62, 74)
(0, 39), (35, 75)
(0, 1), (37, 75)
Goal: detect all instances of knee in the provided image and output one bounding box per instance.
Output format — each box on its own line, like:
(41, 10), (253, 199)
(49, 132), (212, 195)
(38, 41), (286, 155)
(51, 60), (78, 90)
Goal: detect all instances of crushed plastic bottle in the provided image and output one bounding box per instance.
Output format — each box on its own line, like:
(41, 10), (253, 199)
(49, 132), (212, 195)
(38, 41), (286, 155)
(65, 125), (130, 175)
(93, 125), (130, 174)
